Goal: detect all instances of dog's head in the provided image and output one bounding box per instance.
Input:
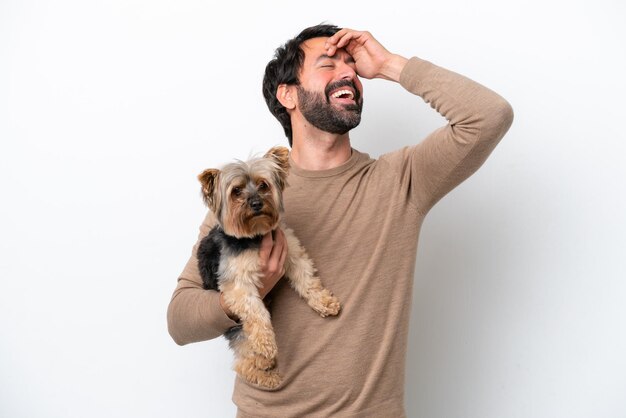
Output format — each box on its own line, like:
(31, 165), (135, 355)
(198, 146), (290, 238)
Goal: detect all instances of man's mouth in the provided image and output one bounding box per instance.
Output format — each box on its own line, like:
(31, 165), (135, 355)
(331, 89), (355, 100)
(328, 87), (356, 105)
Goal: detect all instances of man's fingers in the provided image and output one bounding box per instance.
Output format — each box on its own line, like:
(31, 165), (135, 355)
(337, 31), (366, 49)
(326, 28), (353, 56)
(260, 228), (287, 278)
(326, 29), (369, 56)
(259, 231), (274, 263)
(276, 229), (288, 275)
(268, 229), (286, 276)
(326, 28), (349, 46)
(258, 229), (287, 299)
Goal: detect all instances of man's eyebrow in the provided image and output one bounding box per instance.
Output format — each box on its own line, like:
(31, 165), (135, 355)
(315, 54), (334, 63)
(315, 53), (356, 64)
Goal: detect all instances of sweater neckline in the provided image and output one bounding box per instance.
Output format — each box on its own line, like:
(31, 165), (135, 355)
(288, 148), (364, 179)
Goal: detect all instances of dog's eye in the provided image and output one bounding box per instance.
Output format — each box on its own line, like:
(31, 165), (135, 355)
(258, 182), (269, 191)
(231, 187), (242, 197)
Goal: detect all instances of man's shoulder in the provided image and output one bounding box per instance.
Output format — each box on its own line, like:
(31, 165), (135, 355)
(367, 145), (424, 176)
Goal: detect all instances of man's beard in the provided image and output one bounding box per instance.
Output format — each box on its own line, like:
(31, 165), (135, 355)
(296, 80), (363, 135)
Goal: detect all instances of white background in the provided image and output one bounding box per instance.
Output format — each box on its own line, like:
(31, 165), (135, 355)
(1, 1), (625, 417)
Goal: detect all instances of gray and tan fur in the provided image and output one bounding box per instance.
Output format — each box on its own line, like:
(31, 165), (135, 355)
(197, 146), (340, 389)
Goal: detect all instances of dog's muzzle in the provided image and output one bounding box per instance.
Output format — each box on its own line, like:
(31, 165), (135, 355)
(249, 197), (263, 214)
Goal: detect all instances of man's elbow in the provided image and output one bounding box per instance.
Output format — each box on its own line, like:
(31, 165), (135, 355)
(167, 302), (190, 346)
(484, 97), (514, 141)
(498, 98), (514, 131)
(168, 326), (188, 346)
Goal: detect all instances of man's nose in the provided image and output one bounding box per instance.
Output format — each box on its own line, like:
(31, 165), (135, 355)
(337, 61), (357, 80)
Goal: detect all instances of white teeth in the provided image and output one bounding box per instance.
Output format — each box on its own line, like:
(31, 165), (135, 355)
(331, 89), (354, 99)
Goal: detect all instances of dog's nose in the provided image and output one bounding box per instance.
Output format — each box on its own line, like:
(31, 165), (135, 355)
(249, 198), (263, 213)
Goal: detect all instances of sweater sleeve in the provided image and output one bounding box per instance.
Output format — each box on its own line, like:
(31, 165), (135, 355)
(379, 57), (514, 215)
(167, 211), (240, 345)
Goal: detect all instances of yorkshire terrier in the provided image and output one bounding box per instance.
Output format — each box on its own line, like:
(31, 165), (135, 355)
(196, 146), (340, 389)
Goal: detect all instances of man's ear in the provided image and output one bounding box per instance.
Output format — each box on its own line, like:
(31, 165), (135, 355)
(197, 168), (220, 212)
(276, 84), (296, 110)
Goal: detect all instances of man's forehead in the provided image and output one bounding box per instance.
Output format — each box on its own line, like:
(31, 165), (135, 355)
(301, 37), (352, 61)
(301, 37), (329, 50)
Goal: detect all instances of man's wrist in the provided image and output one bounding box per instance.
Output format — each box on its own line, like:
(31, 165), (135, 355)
(378, 54), (409, 82)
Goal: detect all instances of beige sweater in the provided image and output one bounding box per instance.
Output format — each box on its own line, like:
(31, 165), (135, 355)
(167, 57), (513, 418)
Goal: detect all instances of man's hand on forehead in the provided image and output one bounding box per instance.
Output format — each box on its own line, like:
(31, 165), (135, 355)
(324, 29), (378, 57)
(324, 28), (408, 82)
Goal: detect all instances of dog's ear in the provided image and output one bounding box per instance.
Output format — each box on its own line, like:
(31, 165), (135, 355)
(198, 168), (220, 212)
(264, 146), (290, 189)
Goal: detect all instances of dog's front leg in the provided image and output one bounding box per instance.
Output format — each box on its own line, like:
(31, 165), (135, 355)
(220, 279), (278, 368)
(220, 280), (281, 389)
(282, 229), (341, 317)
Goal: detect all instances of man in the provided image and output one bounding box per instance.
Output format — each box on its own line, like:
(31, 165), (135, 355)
(168, 24), (513, 418)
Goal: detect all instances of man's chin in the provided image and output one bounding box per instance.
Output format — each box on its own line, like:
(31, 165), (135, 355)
(329, 97), (356, 107)
(322, 120), (361, 135)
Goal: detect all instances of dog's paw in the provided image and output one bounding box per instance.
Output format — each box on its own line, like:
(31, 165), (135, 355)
(235, 359), (282, 389)
(252, 353), (276, 371)
(245, 368), (281, 389)
(308, 289), (341, 317)
(256, 369), (282, 389)
(249, 331), (278, 360)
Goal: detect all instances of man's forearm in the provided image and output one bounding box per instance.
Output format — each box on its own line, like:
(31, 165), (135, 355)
(379, 56), (513, 215)
(399, 56), (513, 139)
(167, 211), (240, 345)
(378, 54), (409, 82)
(167, 278), (239, 345)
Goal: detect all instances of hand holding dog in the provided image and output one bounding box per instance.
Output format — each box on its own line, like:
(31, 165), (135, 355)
(258, 228), (288, 299)
(219, 228), (287, 320)
(324, 28), (408, 82)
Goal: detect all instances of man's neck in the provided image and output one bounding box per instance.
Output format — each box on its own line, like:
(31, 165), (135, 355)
(290, 133), (352, 170)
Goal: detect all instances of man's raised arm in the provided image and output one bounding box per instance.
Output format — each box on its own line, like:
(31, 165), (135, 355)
(327, 28), (514, 214)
